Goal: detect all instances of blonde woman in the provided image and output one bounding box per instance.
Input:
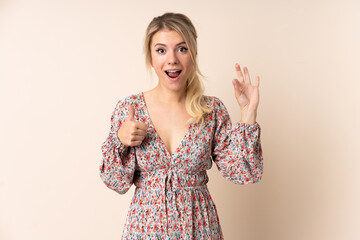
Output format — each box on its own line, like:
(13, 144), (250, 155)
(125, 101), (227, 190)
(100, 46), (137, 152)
(100, 12), (263, 239)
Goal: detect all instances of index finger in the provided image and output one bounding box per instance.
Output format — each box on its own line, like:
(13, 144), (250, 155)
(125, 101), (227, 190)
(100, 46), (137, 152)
(134, 121), (149, 131)
(235, 63), (244, 83)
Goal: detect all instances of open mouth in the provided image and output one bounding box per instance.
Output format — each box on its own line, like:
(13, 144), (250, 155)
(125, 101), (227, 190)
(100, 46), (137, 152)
(165, 70), (182, 79)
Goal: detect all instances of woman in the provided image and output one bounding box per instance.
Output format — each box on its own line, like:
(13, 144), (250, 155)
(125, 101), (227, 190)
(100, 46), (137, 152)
(99, 12), (263, 239)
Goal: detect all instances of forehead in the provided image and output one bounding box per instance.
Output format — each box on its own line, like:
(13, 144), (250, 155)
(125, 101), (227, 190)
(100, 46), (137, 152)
(151, 30), (185, 46)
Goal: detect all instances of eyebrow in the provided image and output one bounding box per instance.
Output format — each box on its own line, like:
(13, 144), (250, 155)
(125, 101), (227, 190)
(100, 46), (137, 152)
(154, 41), (186, 47)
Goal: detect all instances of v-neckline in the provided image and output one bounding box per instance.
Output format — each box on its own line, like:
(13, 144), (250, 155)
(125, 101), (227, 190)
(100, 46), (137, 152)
(140, 91), (193, 158)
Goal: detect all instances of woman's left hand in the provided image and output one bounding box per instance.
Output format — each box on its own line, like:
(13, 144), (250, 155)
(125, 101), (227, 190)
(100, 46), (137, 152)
(232, 63), (260, 123)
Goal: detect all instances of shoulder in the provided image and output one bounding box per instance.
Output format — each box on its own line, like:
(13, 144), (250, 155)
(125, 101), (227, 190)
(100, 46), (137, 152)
(115, 92), (143, 109)
(201, 95), (230, 124)
(202, 95), (228, 113)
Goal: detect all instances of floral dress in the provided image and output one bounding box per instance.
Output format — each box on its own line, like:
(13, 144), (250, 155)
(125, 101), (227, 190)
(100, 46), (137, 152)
(99, 92), (264, 240)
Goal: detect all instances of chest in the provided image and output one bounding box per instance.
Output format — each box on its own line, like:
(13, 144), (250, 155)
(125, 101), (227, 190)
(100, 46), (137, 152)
(146, 105), (192, 156)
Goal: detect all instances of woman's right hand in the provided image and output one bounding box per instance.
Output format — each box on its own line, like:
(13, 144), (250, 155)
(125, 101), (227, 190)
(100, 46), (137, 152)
(117, 104), (148, 147)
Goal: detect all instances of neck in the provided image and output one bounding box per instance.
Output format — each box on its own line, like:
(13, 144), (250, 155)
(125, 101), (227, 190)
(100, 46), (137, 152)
(153, 85), (187, 105)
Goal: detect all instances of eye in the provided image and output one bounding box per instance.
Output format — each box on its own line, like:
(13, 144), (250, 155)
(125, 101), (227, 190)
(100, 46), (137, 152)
(155, 48), (165, 54)
(179, 47), (188, 53)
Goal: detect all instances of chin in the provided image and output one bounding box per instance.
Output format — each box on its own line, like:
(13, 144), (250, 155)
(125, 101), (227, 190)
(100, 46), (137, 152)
(161, 74), (187, 91)
(165, 83), (186, 92)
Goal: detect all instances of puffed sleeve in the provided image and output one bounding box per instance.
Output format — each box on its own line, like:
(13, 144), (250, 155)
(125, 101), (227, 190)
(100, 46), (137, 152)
(211, 97), (263, 184)
(99, 98), (136, 194)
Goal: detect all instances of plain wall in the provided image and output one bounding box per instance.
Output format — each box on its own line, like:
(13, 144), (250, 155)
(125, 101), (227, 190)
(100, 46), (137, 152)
(1, 0), (359, 239)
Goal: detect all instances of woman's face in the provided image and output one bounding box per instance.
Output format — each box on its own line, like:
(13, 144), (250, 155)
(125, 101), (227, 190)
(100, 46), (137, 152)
(150, 29), (194, 93)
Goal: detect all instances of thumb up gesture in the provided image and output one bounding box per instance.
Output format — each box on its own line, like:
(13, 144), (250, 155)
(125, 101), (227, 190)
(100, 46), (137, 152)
(117, 104), (148, 147)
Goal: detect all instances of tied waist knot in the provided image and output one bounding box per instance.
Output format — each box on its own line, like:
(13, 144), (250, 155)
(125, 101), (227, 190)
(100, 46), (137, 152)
(164, 169), (179, 234)
(164, 169), (178, 202)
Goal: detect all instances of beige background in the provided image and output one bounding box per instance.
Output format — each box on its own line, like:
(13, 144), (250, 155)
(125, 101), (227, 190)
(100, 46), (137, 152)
(1, 0), (359, 239)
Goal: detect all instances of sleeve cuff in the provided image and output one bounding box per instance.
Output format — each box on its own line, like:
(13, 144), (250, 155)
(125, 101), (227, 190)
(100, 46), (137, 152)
(236, 121), (261, 131)
(114, 135), (127, 152)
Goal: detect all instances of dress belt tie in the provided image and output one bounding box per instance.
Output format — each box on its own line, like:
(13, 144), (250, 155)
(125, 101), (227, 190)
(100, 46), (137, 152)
(164, 169), (180, 235)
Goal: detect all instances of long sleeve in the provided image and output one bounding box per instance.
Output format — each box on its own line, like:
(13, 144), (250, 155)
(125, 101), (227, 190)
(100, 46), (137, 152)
(99, 98), (136, 194)
(211, 97), (263, 184)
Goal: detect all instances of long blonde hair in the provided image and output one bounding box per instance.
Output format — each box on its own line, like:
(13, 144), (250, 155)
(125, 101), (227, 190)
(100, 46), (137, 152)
(143, 12), (212, 127)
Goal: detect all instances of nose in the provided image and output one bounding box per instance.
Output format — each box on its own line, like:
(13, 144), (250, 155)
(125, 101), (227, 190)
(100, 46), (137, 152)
(167, 50), (178, 65)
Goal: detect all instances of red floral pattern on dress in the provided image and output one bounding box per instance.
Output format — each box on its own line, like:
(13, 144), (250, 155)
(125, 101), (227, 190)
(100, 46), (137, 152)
(100, 92), (264, 239)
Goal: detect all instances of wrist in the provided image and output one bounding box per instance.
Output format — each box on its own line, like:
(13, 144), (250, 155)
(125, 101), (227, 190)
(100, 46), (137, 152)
(241, 110), (257, 124)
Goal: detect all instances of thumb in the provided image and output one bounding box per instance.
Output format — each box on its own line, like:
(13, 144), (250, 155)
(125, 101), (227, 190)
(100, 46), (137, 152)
(126, 104), (135, 121)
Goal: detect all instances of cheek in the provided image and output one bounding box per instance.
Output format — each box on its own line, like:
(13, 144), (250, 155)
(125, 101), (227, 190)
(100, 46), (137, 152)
(152, 63), (162, 73)
(184, 58), (194, 72)
(182, 54), (193, 66)
(150, 59), (160, 70)
(151, 56), (165, 69)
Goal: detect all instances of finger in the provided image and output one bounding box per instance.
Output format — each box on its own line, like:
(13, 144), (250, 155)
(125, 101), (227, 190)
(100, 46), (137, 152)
(232, 78), (244, 95)
(130, 135), (145, 142)
(133, 128), (147, 136)
(255, 76), (260, 87)
(232, 79), (239, 97)
(243, 67), (251, 84)
(235, 63), (244, 83)
(128, 120), (148, 133)
(136, 122), (149, 130)
(126, 104), (135, 121)
(129, 140), (144, 147)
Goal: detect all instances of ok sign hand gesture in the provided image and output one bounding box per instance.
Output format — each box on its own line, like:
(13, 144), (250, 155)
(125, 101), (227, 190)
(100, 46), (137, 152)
(232, 63), (260, 124)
